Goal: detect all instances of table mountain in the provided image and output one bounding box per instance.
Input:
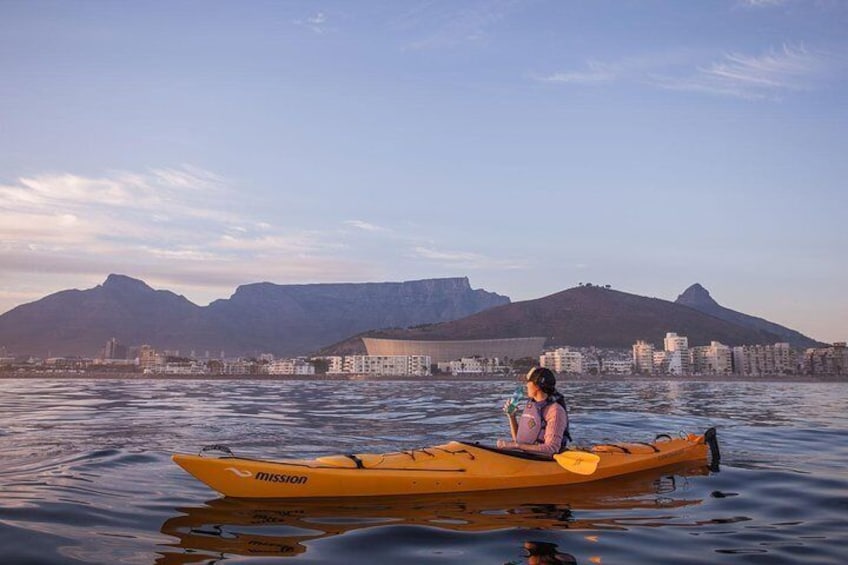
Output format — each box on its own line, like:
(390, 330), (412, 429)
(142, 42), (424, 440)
(0, 274), (509, 357)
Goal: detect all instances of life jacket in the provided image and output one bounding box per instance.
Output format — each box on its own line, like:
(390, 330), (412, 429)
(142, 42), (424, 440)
(516, 396), (572, 448)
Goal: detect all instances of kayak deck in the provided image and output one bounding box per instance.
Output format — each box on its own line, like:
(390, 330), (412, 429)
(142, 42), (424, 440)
(173, 429), (717, 499)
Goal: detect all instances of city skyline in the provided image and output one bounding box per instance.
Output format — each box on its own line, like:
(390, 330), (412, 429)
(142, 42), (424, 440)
(1, 1), (846, 342)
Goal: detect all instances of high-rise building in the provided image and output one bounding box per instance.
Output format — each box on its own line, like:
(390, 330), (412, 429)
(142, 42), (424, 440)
(632, 340), (655, 374)
(540, 347), (584, 374)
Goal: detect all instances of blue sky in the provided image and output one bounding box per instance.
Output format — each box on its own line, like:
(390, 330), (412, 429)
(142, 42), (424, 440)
(1, 0), (846, 343)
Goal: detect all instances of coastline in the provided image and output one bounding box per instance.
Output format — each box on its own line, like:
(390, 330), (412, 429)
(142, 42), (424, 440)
(1, 371), (844, 383)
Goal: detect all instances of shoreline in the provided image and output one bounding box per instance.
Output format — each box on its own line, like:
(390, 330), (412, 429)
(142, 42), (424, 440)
(1, 371), (845, 383)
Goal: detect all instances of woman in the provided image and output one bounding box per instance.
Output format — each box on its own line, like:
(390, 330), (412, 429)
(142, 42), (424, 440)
(497, 366), (570, 456)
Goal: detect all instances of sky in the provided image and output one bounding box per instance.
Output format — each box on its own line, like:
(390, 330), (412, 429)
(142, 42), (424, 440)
(1, 0), (846, 343)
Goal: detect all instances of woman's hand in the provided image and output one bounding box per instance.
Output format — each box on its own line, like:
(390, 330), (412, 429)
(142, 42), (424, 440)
(503, 399), (518, 415)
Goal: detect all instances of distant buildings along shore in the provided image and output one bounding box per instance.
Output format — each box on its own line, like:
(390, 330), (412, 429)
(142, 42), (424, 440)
(1, 333), (846, 378)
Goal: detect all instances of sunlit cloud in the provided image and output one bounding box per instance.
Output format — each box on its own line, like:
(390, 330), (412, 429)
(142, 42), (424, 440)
(0, 166), (448, 312)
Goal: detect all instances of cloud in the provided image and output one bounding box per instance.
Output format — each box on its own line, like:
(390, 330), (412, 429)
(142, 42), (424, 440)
(0, 165), (364, 289)
(536, 61), (617, 85)
(344, 220), (389, 233)
(738, 0), (786, 7)
(539, 44), (831, 100)
(412, 245), (524, 270)
(654, 44), (827, 99)
(294, 11), (330, 34)
(399, 0), (520, 50)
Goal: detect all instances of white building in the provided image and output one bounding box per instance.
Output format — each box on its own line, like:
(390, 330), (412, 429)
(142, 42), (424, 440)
(632, 340), (655, 374)
(439, 357), (505, 375)
(343, 355), (432, 377)
(602, 359), (632, 375)
(267, 358), (316, 376)
(664, 332), (690, 375)
(690, 341), (733, 375)
(540, 347), (584, 374)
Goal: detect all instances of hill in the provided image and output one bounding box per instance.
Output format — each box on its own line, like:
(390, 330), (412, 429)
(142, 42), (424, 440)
(329, 285), (796, 352)
(0, 274), (509, 357)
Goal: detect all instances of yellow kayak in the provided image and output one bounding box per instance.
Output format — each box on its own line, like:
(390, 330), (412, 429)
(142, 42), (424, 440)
(173, 428), (718, 499)
(161, 464), (710, 559)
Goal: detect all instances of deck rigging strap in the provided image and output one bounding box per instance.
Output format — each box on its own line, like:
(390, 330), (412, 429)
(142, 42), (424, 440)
(199, 444), (234, 458)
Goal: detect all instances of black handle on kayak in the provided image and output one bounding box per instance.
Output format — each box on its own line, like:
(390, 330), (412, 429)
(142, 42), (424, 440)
(705, 427), (720, 472)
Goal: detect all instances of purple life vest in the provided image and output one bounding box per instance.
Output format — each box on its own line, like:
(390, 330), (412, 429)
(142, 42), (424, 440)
(516, 399), (553, 444)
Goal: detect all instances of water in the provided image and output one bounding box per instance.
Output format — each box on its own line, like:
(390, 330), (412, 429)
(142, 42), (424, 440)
(0, 378), (846, 564)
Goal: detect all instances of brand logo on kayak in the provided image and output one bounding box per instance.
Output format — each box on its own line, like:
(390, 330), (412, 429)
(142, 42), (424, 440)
(225, 467), (253, 478)
(255, 472), (309, 485)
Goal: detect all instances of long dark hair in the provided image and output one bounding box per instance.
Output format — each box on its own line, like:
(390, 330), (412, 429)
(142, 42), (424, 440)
(526, 367), (567, 410)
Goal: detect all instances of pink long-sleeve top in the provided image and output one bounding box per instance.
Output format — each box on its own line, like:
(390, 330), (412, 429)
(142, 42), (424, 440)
(503, 401), (568, 456)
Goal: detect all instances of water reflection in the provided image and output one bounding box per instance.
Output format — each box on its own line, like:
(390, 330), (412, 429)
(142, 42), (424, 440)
(156, 464), (709, 563)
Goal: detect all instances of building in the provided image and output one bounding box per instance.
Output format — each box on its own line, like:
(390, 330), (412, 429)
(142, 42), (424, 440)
(314, 356), (344, 374)
(632, 340), (655, 374)
(344, 355), (432, 376)
(438, 357), (506, 376)
(267, 358), (316, 376)
(690, 341), (733, 376)
(663, 332), (690, 375)
(138, 345), (160, 371)
(601, 359), (632, 375)
(803, 342), (847, 375)
(362, 337), (545, 364)
(103, 337), (127, 360)
(732, 343), (796, 376)
(540, 347), (584, 374)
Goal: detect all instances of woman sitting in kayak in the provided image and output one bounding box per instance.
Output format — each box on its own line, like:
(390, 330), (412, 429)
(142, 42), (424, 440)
(497, 367), (571, 456)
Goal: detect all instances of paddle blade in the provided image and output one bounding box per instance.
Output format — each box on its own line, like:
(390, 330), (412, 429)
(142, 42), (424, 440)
(554, 450), (601, 475)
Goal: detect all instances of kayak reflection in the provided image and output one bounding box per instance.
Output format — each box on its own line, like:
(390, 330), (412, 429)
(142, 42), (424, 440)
(157, 463), (710, 564)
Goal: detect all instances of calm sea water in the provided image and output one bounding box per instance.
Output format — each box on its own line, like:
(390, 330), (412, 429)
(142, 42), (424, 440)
(0, 378), (846, 564)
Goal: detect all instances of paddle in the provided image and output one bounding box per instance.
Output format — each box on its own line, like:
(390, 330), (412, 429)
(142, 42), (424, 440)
(553, 450), (601, 475)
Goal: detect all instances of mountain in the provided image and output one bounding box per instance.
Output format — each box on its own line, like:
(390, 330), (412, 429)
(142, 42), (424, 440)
(0, 275), (510, 357)
(674, 283), (824, 349)
(332, 285), (797, 352)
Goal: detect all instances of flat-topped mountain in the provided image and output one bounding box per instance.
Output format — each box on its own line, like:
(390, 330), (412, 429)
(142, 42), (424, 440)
(0, 274), (510, 357)
(335, 284), (809, 352)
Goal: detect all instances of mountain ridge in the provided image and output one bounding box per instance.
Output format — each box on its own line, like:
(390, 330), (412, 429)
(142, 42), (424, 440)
(0, 277), (825, 358)
(674, 283), (822, 349)
(0, 274), (509, 357)
(321, 284), (823, 354)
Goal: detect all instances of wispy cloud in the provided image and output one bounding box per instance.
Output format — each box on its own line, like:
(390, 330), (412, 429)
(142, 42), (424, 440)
(399, 0), (521, 50)
(536, 61), (616, 85)
(654, 44), (827, 99)
(344, 220), (390, 233)
(539, 44), (831, 100)
(294, 11), (330, 34)
(738, 0), (786, 7)
(412, 245), (524, 270)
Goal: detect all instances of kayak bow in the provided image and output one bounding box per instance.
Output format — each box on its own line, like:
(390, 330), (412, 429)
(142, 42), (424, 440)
(173, 428), (717, 499)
